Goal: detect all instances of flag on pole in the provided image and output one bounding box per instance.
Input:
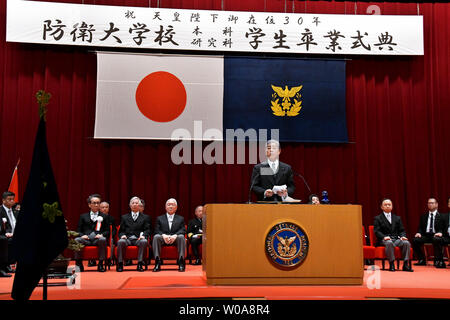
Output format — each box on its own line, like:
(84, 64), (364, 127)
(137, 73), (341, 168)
(8, 160), (20, 202)
(11, 90), (68, 301)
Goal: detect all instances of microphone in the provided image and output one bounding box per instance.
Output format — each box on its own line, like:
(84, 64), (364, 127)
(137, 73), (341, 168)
(292, 170), (312, 194)
(247, 170), (261, 204)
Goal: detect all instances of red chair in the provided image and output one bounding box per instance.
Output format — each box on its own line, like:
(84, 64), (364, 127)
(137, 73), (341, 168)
(362, 226), (375, 265)
(368, 225), (413, 270)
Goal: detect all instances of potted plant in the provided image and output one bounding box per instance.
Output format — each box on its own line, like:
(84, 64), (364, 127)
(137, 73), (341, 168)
(47, 230), (84, 275)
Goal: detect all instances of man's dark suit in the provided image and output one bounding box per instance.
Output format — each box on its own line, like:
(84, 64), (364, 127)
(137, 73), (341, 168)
(442, 213), (450, 244)
(77, 212), (110, 238)
(374, 213), (411, 262)
(250, 161), (295, 201)
(412, 212), (446, 262)
(152, 214), (186, 260)
(117, 213), (151, 263)
(0, 206), (18, 264)
(187, 217), (202, 260)
(0, 210), (12, 270)
(75, 212), (110, 261)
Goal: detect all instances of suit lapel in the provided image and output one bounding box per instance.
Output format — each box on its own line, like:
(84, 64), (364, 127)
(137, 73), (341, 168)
(127, 213), (135, 226)
(381, 214), (392, 233)
(162, 215), (170, 233)
(274, 163), (286, 185)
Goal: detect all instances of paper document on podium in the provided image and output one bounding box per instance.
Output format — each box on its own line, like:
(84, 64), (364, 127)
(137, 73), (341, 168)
(282, 196), (302, 203)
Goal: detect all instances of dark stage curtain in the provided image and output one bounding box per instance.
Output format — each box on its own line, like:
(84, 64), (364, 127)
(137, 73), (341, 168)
(0, 1), (449, 238)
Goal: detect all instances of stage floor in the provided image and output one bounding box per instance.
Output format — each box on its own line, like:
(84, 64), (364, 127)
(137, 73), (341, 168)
(0, 261), (449, 300)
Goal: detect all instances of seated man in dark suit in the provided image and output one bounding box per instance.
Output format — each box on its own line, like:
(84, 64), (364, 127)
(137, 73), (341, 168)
(374, 198), (413, 272)
(1, 191), (18, 272)
(443, 197), (450, 266)
(412, 198), (446, 268)
(116, 196), (151, 272)
(100, 200), (115, 267)
(0, 210), (12, 277)
(152, 198), (186, 272)
(250, 140), (295, 202)
(187, 205), (203, 265)
(74, 194), (110, 272)
(100, 201), (116, 242)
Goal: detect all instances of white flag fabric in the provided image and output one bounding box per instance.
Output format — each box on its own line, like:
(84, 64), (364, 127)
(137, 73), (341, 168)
(95, 52), (224, 140)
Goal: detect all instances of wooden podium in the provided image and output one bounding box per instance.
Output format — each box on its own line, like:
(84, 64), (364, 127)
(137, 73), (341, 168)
(202, 204), (363, 285)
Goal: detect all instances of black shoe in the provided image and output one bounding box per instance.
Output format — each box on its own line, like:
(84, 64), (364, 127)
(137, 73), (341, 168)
(88, 260), (97, 267)
(388, 261), (395, 272)
(193, 259), (202, 265)
(97, 260), (106, 272)
(402, 261), (413, 272)
(414, 259), (426, 266)
(153, 258), (161, 272)
(0, 270), (11, 278)
(178, 257), (186, 272)
(116, 262), (123, 272)
(125, 259), (133, 266)
(436, 261), (446, 269)
(76, 260), (84, 272)
(137, 262), (145, 272)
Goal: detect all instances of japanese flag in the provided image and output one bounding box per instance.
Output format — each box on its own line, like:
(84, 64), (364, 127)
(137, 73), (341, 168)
(95, 52), (224, 140)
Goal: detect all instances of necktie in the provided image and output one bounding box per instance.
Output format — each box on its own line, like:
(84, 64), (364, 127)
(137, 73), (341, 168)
(132, 213), (137, 221)
(271, 162), (276, 173)
(429, 214), (434, 233)
(9, 209), (15, 230)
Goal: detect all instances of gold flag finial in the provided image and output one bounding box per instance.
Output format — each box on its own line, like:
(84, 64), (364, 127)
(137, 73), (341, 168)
(36, 90), (52, 121)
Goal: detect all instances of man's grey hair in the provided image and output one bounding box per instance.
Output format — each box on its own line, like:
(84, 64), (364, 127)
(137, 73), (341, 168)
(129, 196), (141, 205)
(166, 198), (178, 206)
(266, 139), (280, 149)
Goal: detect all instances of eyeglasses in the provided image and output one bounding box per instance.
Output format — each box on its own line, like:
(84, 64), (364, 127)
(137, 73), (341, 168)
(90, 201), (101, 205)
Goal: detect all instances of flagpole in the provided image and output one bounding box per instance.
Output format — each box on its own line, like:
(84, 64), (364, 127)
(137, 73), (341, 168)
(43, 269), (48, 301)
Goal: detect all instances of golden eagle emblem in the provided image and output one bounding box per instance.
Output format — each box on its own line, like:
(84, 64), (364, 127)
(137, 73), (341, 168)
(276, 235), (297, 257)
(270, 85), (303, 117)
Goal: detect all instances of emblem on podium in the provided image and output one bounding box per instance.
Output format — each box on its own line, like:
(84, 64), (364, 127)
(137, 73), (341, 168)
(265, 222), (309, 268)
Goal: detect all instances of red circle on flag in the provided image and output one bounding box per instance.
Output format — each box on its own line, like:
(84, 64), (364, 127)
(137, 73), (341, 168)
(135, 71), (187, 123)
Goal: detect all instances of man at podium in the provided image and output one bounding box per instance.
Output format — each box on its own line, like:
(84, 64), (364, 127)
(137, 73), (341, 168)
(250, 140), (295, 202)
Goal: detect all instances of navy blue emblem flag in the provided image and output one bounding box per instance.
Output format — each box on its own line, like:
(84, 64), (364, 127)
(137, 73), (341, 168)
(11, 91), (68, 301)
(223, 57), (348, 143)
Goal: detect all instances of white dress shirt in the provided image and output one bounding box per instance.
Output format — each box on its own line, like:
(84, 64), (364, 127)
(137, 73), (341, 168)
(90, 211), (99, 222)
(426, 210), (437, 233)
(166, 213), (175, 230)
(3, 205), (16, 232)
(383, 211), (392, 224)
(267, 159), (279, 174)
(131, 211), (139, 221)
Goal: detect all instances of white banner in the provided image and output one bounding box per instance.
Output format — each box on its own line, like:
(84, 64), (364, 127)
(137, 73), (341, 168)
(7, 0), (423, 56)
